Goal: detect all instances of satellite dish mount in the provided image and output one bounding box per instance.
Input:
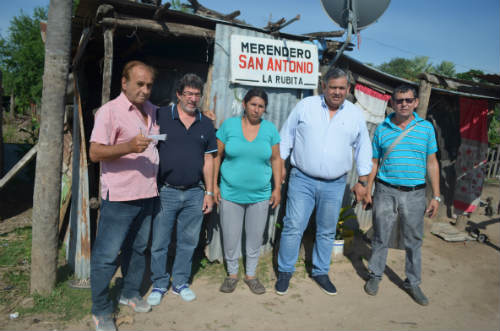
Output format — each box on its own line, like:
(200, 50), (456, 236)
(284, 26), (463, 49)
(320, 0), (391, 67)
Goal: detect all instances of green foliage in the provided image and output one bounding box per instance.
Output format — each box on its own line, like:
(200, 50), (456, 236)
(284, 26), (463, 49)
(456, 69), (488, 83)
(378, 56), (433, 81)
(431, 60), (456, 77)
(378, 56), (461, 81)
(489, 104), (500, 147)
(0, 7), (47, 114)
(336, 205), (356, 240)
(170, 0), (192, 13)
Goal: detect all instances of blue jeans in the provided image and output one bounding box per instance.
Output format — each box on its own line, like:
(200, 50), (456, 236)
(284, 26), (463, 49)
(278, 168), (345, 276)
(150, 185), (204, 289)
(91, 197), (154, 316)
(368, 182), (426, 286)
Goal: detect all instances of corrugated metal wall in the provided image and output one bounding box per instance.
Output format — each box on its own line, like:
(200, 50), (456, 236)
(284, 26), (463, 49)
(206, 24), (305, 262)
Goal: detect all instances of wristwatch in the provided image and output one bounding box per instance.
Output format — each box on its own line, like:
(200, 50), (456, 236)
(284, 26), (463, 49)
(205, 191), (214, 196)
(433, 196), (442, 202)
(358, 179), (368, 187)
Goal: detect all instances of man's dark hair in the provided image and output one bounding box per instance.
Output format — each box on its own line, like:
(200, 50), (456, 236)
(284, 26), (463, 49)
(392, 84), (418, 99)
(176, 73), (204, 95)
(243, 88), (268, 106)
(322, 67), (349, 84)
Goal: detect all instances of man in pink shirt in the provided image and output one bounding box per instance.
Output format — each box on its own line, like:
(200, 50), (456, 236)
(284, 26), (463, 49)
(89, 60), (158, 331)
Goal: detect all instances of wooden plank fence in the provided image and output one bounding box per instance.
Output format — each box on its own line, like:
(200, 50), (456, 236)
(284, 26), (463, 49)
(487, 146), (500, 179)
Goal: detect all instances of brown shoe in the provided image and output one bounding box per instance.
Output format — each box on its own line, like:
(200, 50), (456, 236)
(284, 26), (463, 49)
(219, 277), (239, 293)
(244, 278), (266, 295)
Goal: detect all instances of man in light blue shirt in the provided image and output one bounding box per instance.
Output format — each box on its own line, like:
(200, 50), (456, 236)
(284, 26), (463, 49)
(275, 68), (372, 296)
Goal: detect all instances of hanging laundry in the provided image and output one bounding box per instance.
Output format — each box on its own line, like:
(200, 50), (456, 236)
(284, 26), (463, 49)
(453, 97), (489, 215)
(354, 84), (391, 124)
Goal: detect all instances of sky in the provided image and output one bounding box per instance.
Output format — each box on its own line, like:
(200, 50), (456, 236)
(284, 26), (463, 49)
(1, 0), (499, 74)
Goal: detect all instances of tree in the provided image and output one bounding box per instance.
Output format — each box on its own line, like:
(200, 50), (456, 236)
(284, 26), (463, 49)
(456, 69), (488, 83)
(377, 56), (433, 81)
(30, 0), (72, 294)
(432, 61), (456, 77)
(0, 7), (47, 114)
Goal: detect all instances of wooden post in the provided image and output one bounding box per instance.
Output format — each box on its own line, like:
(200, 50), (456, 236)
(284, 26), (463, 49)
(9, 92), (15, 119)
(416, 78), (432, 119)
(102, 27), (114, 104)
(492, 146), (500, 179)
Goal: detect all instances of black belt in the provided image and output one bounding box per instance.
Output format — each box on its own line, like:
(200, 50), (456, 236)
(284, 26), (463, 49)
(376, 178), (426, 192)
(164, 182), (200, 190)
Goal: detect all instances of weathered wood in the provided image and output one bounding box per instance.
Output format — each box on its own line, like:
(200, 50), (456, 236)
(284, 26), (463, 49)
(201, 64), (213, 111)
(303, 31), (345, 38)
(186, 0), (245, 24)
(102, 27), (114, 105)
(274, 15), (300, 32)
(0, 144), (38, 190)
(222, 10), (241, 21)
(99, 17), (215, 39)
(72, 27), (93, 69)
(416, 79), (432, 119)
(153, 2), (171, 20)
(9, 92), (15, 118)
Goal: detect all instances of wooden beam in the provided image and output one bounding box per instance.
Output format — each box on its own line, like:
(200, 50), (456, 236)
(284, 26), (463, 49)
(417, 79), (432, 119)
(302, 31), (345, 38)
(102, 27), (114, 105)
(0, 144), (38, 190)
(153, 2), (171, 20)
(99, 17), (214, 39)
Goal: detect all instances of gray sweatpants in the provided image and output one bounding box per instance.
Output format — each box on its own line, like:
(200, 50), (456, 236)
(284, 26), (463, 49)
(219, 198), (269, 276)
(368, 181), (427, 287)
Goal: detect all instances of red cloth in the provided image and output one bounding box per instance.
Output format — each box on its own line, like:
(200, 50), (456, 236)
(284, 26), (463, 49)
(453, 97), (489, 214)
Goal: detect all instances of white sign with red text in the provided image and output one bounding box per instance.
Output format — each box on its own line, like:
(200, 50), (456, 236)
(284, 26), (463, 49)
(230, 34), (319, 89)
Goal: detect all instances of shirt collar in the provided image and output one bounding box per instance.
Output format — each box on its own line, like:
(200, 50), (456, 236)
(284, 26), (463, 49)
(117, 92), (158, 114)
(320, 95), (346, 112)
(171, 103), (202, 122)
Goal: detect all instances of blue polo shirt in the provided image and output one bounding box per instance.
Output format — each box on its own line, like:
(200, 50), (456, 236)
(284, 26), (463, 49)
(156, 104), (217, 187)
(373, 112), (437, 186)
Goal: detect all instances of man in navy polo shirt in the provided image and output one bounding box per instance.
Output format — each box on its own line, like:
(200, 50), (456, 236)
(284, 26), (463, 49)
(148, 73), (217, 305)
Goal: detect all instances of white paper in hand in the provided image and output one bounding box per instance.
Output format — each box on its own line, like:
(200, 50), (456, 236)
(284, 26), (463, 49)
(148, 134), (167, 141)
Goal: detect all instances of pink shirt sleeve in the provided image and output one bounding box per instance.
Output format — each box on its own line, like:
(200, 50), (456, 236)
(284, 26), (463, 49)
(90, 105), (118, 145)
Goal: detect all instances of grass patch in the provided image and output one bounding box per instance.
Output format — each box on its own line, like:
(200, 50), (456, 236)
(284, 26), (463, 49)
(0, 227), (32, 266)
(0, 226), (90, 321)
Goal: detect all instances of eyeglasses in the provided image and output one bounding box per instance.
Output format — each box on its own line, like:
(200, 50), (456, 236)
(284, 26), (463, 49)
(394, 98), (416, 105)
(182, 91), (202, 98)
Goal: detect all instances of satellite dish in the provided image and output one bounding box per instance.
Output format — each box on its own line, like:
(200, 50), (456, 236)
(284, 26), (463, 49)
(320, 0), (391, 66)
(320, 0), (391, 31)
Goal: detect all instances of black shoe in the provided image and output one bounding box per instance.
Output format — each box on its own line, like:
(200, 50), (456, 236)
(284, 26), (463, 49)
(407, 286), (429, 306)
(312, 274), (337, 295)
(275, 272), (292, 295)
(403, 279), (429, 306)
(364, 277), (380, 296)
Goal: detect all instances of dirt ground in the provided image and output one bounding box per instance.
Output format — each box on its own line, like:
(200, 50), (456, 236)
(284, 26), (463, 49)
(1, 182), (499, 331)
